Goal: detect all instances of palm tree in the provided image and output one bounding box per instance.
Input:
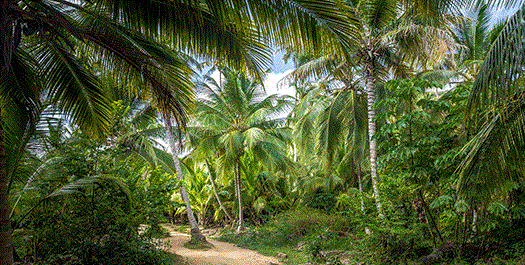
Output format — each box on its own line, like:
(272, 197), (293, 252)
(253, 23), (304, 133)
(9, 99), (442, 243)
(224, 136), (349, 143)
(109, 97), (208, 243)
(459, 2), (525, 204)
(451, 1), (505, 82)
(347, 0), (458, 215)
(205, 159), (235, 224)
(189, 69), (294, 231)
(285, 0), (457, 215)
(164, 115), (208, 242)
(1, 1), (357, 262)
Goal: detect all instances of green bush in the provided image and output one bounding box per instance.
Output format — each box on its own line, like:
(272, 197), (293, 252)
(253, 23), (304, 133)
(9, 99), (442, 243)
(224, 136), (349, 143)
(220, 207), (352, 248)
(303, 188), (337, 211)
(13, 187), (174, 265)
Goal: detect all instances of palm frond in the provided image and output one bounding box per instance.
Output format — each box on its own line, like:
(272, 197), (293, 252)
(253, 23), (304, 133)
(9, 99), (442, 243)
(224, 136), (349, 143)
(48, 174), (131, 202)
(469, 4), (525, 109)
(458, 91), (525, 204)
(361, 0), (398, 30)
(31, 40), (112, 137)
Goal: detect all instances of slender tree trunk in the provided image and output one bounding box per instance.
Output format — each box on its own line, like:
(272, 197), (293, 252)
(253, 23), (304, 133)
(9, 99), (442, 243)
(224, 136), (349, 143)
(1, 1), (15, 263)
(234, 161), (244, 232)
(471, 203), (478, 233)
(417, 189), (443, 243)
(357, 165), (371, 235)
(364, 59), (383, 217)
(164, 115), (206, 243)
(205, 159), (233, 224)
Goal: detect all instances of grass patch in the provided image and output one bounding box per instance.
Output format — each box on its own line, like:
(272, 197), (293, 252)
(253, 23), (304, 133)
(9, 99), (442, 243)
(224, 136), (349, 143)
(143, 223), (170, 238)
(171, 224), (190, 234)
(254, 245), (309, 265)
(218, 207), (355, 264)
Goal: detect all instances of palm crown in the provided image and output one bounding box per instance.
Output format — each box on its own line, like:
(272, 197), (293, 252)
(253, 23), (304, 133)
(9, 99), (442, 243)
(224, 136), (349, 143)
(189, 68), (295, 230)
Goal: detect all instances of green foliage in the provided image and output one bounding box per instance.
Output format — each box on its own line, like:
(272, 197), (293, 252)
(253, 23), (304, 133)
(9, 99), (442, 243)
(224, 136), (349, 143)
(302, 188), (337, 211)
(305, 239), (324, 263)
(221, 207), (351, 247)
(377, 78), (461, 186)
(129, 166), (179, 227)
(10, 125), (174, 264)
(360, 219), (432, 264)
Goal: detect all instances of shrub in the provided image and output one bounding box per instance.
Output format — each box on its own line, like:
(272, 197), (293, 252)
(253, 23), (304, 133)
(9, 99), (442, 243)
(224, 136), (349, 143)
(303, 188), (337, 211)
(220, 207), (352, 249)
(13, 184), (174, 265)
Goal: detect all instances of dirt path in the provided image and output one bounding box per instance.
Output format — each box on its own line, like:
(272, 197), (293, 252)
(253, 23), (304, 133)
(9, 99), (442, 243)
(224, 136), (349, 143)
(160, 224), (282, 265)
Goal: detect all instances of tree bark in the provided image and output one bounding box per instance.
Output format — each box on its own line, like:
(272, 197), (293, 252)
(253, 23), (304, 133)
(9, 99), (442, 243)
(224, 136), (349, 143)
(364, 58), (383, 217)
(471, 203), (478, 233)
(205, 159), (234, 224)
(234, 161), (244, 232)
(164, 115), (206, 243)
(1, 1), (15, 263)
(358, 165), (371, 234)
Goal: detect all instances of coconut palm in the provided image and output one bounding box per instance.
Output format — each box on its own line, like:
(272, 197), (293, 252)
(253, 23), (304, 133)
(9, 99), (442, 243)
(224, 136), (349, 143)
(205, 159), (235, 223)
(459, 3), (525, 204)
(164, 115), (209, 241)
(108, 97), (208, 243)
(451, 1), (506, 82)
(285, 0), (457, 215)
(189, 68), (295, 231)
(0, 0), (361, 262)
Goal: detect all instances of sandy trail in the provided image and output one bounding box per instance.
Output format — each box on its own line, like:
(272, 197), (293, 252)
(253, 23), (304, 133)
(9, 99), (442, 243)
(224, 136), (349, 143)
(160, 224), (282, 265)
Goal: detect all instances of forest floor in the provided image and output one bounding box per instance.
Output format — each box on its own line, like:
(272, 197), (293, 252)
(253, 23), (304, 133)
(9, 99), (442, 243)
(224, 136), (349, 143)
(160, 224), (283, 265)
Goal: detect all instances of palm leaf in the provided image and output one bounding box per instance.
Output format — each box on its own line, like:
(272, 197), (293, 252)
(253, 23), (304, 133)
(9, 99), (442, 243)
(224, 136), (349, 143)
(469, 4), (525, 109)
(31, 40), (112, 137)
(458, 93), (525, 204)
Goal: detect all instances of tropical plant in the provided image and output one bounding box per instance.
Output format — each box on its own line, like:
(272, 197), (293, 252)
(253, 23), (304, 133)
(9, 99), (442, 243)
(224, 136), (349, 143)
(205, 158), (235, 224)
(109, 98), (208, 243)
(451, 1), (505, 82)
(6, 118), (182, 264)
(283, 0), (458, 216)
(189, 68), (295, 231)
(0, 0), (362, 262)
(459, 1), (525, 206)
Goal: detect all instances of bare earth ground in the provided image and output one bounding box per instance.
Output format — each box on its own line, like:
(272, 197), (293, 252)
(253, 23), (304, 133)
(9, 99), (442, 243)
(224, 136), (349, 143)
(160, 224), (282, 265)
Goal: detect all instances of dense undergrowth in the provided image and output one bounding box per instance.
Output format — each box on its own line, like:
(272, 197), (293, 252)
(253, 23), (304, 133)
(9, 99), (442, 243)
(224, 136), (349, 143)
(10, 134), (176, 265)
(219, 206), (525, 265)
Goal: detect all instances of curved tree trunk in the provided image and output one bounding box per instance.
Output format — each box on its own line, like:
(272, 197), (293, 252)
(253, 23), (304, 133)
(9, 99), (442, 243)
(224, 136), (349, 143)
(364, 58), (383, 217)
(205, 159), (234, 224)
(164, 115), (207, 243)
(234, 162), (244, 232)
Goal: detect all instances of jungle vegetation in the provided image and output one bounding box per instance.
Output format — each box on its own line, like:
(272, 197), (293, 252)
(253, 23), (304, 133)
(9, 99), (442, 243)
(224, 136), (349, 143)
(2, 0), (525, 264)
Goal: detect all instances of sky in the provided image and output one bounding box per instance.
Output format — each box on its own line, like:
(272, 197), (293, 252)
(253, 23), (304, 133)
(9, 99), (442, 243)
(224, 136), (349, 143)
(209, 50), (296, 98)
(206, 4), (523, 99)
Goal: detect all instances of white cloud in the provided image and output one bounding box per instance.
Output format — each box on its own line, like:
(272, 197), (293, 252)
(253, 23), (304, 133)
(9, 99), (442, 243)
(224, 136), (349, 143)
(209, 70), (224, 86)
(205, 69), (296, 98)
(263, 69), (295, 97)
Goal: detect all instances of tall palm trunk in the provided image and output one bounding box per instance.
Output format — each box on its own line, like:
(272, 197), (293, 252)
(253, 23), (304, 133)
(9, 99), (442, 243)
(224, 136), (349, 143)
(234, 161), (244, 232)
(164, 115), (206, 243)
(1, 1), (15, 262)
(364, 56), (383, 217)
(205, 159), (233, 224)
(357, 164), (371, 234)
